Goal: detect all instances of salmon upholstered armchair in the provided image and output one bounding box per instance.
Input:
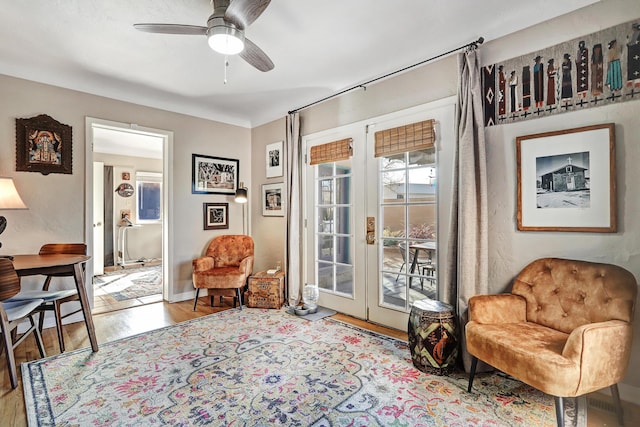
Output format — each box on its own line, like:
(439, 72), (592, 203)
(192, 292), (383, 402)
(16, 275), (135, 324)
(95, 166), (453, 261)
(192, 235), (254, 311)
(466, 258), (637, 427)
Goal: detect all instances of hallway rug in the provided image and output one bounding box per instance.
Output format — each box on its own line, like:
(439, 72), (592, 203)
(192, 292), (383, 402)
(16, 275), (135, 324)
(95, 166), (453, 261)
(93, 265), (162, 301)
(22, 308), (584, 426)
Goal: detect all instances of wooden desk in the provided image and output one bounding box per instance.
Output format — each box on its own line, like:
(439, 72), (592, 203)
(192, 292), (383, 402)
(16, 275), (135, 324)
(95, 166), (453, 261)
(408, 242), (436, 288)
(12, 254), (98, 352)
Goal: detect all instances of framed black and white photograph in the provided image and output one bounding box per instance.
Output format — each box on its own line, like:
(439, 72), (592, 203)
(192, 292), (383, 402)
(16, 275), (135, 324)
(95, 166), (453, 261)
(516, 123), (616, 232)
(203, 202), (229, 230)
(192, 154), (239, 195)
(262, 182), (285, 217)
(265, 141), (283, 178)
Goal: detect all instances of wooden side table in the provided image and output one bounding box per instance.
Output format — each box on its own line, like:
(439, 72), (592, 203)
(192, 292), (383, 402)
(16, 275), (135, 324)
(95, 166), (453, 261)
(247, 270), (285, 309)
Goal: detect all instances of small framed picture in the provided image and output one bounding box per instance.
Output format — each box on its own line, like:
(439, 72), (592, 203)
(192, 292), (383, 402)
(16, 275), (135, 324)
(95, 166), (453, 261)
(203, 202), (229, 230)
(516, 123), (616, 232)
(122, 172), (130, 180)
(192, 154), (239, 195)
(266, 141), (284, 178)
(262, 182), (285, 216)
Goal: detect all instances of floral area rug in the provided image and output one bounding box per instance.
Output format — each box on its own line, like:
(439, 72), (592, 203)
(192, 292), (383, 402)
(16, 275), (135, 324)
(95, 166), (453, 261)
(93, 265), (162, 301)
(22, 308), (585, 426)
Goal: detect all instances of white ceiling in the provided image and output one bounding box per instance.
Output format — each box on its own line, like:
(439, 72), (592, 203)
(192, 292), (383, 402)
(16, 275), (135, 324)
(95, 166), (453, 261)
(0, 0), (599, 129)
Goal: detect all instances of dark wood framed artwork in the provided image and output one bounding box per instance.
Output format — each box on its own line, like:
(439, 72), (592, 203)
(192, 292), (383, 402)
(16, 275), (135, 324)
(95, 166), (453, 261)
(16, 114), (72, 175)
(203, 203), (229, 230)
(192, 154), (239, 195)
(516, 123), (616, 232)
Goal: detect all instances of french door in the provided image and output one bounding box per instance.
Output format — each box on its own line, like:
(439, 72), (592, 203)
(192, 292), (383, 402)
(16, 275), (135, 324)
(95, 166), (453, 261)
(303, 98), (456, 330)
(303, 127), (367, 319)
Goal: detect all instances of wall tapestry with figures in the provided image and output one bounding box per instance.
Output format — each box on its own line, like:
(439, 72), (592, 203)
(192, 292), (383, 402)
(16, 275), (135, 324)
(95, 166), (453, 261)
(483, 19), (640, 127)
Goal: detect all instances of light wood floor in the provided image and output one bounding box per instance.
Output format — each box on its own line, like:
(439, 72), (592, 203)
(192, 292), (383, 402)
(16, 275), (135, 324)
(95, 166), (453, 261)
(1, 300), (638, 426)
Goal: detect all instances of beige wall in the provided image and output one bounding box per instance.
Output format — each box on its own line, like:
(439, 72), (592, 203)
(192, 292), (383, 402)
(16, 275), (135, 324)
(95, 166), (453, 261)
(0, 74), (252, 300)
(250, 118), (287, 272)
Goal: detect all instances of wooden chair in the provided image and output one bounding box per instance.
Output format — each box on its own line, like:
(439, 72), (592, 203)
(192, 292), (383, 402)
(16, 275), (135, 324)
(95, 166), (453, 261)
(8, 243), (86, 352)
(192, 235), (254, 311)
(0, 258), (46, 389)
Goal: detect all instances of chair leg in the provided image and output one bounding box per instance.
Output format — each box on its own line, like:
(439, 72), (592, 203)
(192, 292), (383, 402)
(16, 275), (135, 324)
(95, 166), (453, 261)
(1, 317), (18, 389)
(53, 302), (65, 353)
(610, 384), (624, 427)
(236, 288), (243, 310)
(554, 396), (565, 427)
(210, 295), (214, 307)
(467, 356), (478, 392)
(193, 288), (200, 311)
(31, 315), (46, 359)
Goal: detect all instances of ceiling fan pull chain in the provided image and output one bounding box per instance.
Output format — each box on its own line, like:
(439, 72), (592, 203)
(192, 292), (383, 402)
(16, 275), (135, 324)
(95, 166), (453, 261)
(224, 56), (229, 84)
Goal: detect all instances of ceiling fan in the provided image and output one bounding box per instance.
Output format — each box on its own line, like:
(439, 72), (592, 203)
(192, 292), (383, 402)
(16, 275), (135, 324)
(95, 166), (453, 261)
(134, 0), (274, 72)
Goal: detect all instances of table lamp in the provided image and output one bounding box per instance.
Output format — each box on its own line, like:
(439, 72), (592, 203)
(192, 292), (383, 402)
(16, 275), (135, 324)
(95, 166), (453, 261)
(0, 177), (28, 250)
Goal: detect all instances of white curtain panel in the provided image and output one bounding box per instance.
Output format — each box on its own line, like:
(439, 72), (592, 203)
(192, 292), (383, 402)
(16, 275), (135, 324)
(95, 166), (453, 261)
(444, 48), (489, 371)
(285, 113), (303, 307)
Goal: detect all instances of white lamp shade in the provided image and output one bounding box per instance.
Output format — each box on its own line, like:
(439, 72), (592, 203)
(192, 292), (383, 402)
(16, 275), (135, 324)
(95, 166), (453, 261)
(0, 177), (27, 209)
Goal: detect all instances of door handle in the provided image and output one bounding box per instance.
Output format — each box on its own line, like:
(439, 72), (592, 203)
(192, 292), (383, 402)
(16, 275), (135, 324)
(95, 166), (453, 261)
(366, 217), (375, 245)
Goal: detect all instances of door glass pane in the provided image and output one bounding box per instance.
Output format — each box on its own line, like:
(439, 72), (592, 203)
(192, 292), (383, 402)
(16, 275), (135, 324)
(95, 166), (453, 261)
(408, 205), (436, 241)
(335, 207), (350, 235)
(318, 236), (333, 261)
(336, 263), (353, 295)
(318, 262), (333, 290)
(318, 179), (333, 204)
(407, 167), (436, 203)
(382, 205), (405, 240)
(318, 164), (333, 177)
(382, 171), (406, 201)
(335, 236), (352, 264)
(408, 147), (436, 166)
(382, 153), (406, 170)
(319, 207), (334, 233)
(336, 177), (350, 204)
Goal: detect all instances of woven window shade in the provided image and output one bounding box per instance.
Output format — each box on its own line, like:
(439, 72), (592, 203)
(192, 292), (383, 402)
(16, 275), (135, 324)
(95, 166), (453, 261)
(309, 138), (352, 165)
(374, 119), (435, 158)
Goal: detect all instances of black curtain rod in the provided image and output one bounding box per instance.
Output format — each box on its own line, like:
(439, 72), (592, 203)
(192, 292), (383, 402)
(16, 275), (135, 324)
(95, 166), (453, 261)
(288, 37), (484, 115)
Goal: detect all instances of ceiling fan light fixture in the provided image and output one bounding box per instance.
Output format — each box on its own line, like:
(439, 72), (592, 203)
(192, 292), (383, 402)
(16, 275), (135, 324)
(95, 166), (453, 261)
(207, 23), (245, 55)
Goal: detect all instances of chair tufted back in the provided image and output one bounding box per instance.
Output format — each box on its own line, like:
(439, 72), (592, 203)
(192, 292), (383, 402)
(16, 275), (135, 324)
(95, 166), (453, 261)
(512, 257), (637, 334)
(205, 235), (254, 268)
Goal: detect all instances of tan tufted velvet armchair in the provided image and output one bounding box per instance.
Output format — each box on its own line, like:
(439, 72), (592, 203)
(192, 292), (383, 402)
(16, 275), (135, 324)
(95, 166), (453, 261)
(192, 235), (254, 311)
(466, 258), (637, 427)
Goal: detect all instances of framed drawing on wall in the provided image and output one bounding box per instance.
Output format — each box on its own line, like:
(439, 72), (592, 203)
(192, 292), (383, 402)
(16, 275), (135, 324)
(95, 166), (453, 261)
(516, 123), (616, 232)
(203, 203), (229, 230)
(265, 141), (283, 178)
(192, 154), (239, 195)
(262, 182), (285, 216)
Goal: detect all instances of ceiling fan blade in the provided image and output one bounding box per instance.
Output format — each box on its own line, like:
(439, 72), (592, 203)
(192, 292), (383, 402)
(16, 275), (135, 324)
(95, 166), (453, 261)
(133, 23), (207, 35)
(239, 37), (274, 72)
(225, 0), (271, 30)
